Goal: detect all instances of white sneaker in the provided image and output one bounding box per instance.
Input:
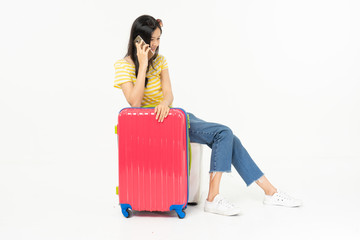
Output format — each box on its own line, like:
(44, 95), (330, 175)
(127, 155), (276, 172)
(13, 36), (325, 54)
(264, 189), (302, 207)
(204, 194), (241, 216)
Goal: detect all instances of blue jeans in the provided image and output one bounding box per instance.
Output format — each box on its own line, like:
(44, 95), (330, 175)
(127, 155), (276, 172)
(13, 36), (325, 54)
(188, 112), (264, 186)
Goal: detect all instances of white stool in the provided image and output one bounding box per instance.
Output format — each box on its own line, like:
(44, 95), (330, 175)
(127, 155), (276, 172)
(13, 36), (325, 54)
(188, 143), (203, 204)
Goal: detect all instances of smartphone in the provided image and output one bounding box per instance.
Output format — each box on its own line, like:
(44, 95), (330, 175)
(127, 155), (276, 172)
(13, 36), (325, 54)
(134, 35), (155, 60)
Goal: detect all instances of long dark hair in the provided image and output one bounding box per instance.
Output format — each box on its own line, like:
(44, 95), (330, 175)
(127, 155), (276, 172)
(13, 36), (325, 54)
(125, 15), (162, 87)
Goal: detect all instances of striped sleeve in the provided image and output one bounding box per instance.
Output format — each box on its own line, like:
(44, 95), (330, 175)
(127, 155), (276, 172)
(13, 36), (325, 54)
(114, 61), (132, 89)
(161, 55), (168, 70)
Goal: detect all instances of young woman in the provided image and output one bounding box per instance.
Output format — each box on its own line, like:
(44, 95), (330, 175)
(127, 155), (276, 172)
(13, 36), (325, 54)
(114, 15), (302, 216)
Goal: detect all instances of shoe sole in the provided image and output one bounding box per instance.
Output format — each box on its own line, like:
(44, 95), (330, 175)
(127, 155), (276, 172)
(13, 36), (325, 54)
(204, 207), (241, 216)
(263, 201), (302, 208)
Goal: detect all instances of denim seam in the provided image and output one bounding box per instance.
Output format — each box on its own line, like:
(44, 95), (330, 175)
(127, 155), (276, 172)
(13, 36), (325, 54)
(213, 138), (217, 171)
(189, 130), (215, 136)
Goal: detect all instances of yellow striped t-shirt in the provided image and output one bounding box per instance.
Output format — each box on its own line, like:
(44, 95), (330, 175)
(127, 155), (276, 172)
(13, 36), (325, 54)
(114, 54), (168, 106)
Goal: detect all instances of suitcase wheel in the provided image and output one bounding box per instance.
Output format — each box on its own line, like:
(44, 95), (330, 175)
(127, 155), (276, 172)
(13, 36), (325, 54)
(124, 208), (132, 218)
(120, 204), (132, 218)
(177, 210), (186, 219)
(170, 204), (186, 219)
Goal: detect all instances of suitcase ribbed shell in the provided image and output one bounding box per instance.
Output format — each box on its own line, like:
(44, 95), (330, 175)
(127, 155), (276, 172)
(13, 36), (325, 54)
(117, 108), (188, 212)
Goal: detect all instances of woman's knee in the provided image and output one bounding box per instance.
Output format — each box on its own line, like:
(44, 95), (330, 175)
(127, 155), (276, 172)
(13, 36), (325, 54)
(217, 125), (233, 139)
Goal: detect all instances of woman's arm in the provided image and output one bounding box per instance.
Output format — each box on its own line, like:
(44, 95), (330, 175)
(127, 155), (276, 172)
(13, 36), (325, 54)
(120, 42), (151, 107)
(120, 65), (147, 107)
(155, 68), (174, 122)
(160, 68), (174, 106)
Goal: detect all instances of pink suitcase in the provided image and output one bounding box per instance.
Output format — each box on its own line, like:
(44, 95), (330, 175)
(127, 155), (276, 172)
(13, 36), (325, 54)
(116, 108), (189, 218)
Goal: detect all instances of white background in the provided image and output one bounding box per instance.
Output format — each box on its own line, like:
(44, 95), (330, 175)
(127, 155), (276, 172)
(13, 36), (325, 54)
(1, 0), (359, 239)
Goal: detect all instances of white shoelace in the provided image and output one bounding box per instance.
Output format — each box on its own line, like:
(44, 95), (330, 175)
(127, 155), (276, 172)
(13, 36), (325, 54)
(217, 198), (235, 208)
(276, 191), (295, 202)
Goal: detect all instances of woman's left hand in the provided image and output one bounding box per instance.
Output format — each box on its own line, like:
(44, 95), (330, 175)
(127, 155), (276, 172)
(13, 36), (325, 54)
(154, 102), (170, 122)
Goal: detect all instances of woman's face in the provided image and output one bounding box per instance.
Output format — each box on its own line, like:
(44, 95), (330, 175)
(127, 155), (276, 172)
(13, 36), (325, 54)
(150, 27), (161, 52)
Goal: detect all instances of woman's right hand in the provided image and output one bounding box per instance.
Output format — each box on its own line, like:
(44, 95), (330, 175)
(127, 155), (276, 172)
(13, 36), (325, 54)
(135, 41), (150, 68)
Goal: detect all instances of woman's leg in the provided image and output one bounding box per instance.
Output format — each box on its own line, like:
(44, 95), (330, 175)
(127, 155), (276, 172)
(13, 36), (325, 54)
(187, 113), (301, 208)
(207, 172), (223, 201)
(230, 135), (277, 194)
(188, 113), (275, 191)
(230, 135), (278, 195)
(187, 113), (233, 202)
(188, 113), (276, 195)
(256, 176), (277, 196)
